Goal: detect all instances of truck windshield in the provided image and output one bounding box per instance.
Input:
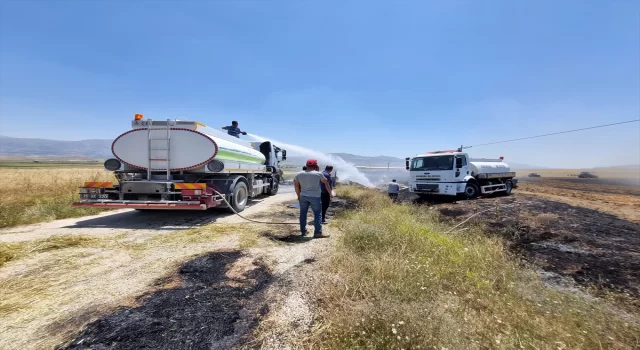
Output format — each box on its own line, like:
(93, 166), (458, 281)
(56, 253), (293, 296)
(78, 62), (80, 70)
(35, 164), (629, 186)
(410, 156), (454, 171)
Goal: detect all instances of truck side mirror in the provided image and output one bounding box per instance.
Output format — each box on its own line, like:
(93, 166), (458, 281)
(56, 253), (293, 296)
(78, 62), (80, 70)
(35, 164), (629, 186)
(282, 150), (287, 161)
(405, 157), (410, 170)
(456, 157), (463, 169)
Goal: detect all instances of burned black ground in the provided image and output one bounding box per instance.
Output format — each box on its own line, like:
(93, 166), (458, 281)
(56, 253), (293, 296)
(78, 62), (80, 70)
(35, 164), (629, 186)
(59, 251), (271, 350)
(398, 190), (640, 304)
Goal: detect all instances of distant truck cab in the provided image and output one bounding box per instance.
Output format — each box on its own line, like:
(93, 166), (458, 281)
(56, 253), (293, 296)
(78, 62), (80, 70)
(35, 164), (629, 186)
(578, 172), (598, 179)
(405, 149), (517, 199)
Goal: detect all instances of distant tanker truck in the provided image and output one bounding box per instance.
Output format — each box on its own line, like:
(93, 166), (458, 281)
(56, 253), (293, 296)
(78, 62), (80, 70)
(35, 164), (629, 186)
(73, 114), (286, 212)
(405, 149), (517, 199)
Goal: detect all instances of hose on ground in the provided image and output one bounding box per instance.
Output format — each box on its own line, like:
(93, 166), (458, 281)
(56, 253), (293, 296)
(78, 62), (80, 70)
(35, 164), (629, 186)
(444, 208), (494, 234)
(444, 203), (517, 234)
(211, 188), (299, 225)
(213, 188), (513, 231)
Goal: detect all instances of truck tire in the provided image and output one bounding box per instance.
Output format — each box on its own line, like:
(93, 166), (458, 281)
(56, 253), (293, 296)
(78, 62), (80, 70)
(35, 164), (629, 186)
(503, 180), (513, 196)
(463, 182), (479, 199)
(267, 179), (279, 196)
(229, 181), (248, 213)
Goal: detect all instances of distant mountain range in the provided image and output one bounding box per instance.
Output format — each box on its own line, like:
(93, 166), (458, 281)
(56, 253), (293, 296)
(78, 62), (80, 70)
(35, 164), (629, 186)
(0, 135), (550, 168)
(593, 164), (640, 170)
(283, 153), (549, 169)
(0, 135), (113, 159)
(1, 135), (636, 170)
(332, 153), (407, 167)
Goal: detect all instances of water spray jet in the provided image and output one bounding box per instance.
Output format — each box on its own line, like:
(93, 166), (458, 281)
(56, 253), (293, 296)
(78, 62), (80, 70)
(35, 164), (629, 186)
(246, 133), (375, 188)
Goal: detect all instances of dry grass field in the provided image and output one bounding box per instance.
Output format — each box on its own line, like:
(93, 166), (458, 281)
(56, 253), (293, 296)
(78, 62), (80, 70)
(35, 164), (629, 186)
(0, 168), (114, 228)
(0, 199), (298, 349)
(517, 179), (640, 223)
(0, 225), (258, 349)
(310, 187), (640, 349)
(1, 166), (639, 349)
(516, 167), (640, 184)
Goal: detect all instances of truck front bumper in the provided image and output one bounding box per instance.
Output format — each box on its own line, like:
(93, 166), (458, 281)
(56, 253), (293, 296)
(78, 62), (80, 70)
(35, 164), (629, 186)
(410, 183), (458, 196)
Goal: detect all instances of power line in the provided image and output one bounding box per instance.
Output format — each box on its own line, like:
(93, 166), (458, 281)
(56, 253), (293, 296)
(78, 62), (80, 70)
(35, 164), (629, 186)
(463, 119), (640, 149)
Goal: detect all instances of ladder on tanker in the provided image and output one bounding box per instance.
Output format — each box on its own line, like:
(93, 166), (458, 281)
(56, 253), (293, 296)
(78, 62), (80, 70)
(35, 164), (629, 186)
(147, 119), (172, 180)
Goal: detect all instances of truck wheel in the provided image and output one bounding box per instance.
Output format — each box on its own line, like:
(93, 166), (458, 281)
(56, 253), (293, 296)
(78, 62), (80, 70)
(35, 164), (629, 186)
(267, 179), (279, 196)
(503, 180), (513, 196)
(229, 182), (248, 213)
(463, 182), (479, 199)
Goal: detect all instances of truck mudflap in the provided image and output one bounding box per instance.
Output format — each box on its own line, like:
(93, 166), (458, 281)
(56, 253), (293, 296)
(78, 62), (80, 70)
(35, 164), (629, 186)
(72, 200), (208, 210)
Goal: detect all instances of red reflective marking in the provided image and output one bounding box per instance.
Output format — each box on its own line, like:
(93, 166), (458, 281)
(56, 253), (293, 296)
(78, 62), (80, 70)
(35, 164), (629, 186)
(72, 203), (207, 210)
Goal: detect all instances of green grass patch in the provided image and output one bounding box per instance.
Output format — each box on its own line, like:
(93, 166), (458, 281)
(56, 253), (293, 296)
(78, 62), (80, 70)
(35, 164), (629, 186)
(238, 231), (260, 248)
(307, 187), (640, 349)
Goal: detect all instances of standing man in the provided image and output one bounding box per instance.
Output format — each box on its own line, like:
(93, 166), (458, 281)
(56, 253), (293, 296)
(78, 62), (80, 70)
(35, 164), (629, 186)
(388, 179), (400, 202)
(320, 165), (334, 224)
(277, 167), (284, 184)
(294, 159), (332, 238)
(221, 121), (247, 138)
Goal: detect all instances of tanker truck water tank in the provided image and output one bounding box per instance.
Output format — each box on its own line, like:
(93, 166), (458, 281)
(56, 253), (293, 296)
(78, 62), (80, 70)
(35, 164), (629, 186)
(469, 161), (511, 175)
(111, 128), (266, 170)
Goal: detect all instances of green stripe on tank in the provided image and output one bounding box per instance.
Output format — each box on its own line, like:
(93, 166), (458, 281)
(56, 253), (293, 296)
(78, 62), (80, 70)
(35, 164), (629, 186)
(215, 148), (265, 164)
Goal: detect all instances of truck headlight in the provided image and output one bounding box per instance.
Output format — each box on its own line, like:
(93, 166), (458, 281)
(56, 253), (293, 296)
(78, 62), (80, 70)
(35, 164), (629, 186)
(207, 160), (225, 172)
(104, 158), (122, 171)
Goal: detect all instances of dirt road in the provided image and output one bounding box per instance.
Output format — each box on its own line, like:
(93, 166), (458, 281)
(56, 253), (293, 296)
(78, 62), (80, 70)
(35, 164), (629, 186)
(0, 185), (335, 350)
(0, 184), (298, 244)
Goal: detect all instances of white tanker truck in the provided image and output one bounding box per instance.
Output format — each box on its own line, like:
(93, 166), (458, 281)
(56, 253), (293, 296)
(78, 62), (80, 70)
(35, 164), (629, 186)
(405, 149), (518, 199)
(73, 114), (287, 212)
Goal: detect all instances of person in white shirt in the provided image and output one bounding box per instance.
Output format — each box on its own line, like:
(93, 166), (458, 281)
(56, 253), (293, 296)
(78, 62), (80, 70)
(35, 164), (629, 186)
(294, 159), (332, 237)
(388, 179), (400, 202)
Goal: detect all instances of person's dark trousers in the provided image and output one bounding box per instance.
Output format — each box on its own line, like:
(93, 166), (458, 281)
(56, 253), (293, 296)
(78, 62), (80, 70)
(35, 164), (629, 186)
(321, 192), (331, 221)
(388, 193), (398, 202)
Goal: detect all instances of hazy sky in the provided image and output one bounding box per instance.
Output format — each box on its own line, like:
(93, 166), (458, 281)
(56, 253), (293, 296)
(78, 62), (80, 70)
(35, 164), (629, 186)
(0, 0), (638, 168)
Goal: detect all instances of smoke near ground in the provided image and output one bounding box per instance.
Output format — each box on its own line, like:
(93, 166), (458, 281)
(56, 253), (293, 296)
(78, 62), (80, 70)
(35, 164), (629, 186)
(359, 169), (409, 186)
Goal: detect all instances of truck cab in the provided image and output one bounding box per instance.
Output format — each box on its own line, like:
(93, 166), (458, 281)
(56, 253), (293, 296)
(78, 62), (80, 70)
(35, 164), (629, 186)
(406, 151), (473, 196)
(406, 150), (516, 199)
